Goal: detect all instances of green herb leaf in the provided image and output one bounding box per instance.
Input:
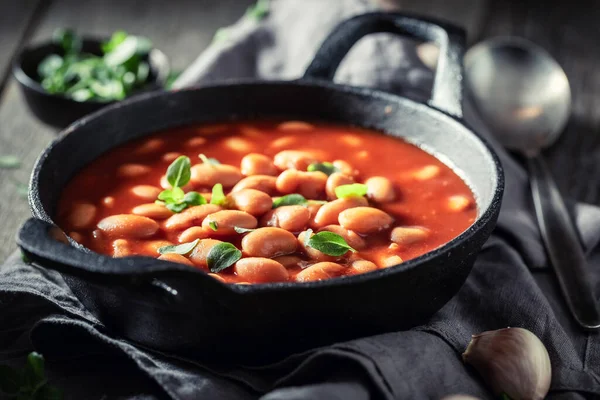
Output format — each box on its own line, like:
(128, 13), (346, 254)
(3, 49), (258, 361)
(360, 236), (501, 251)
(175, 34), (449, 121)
(34, 384), (63, 400)
(166, 156), (191, 188)
(158, 187), (185, 203)
(307, 231), (356, 256)
(303, 228), (313, 247)
(183, 191), (206, 206)
(101, 30), (128, 53)
(210, 183), (227, 205)
(234, 226), (256, 234)
(307, 162), (340, 176)
(246, 0), (270, 21)
(0, 155), (21, 169)
(158, 239), (200, 255)
(272, 193), (307, 208)
(165, 202), (188, 213)
(0, 365), (22, 395)
(165, 70), (181, 89)
(37, 55), (64, 79)
(208, 221), (218, 231)
(52, 28), (81, 53)
(334, 183), (368, 199)
(25, 352), (45, 385)
(104, 36), (138, 67)
(199, 154), (220, 165)
(207, 242), (242, 273)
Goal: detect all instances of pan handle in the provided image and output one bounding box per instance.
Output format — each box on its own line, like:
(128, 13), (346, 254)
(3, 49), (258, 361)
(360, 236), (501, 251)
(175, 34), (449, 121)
(303, 12), (465, 118)
(16, 218), (228, 299)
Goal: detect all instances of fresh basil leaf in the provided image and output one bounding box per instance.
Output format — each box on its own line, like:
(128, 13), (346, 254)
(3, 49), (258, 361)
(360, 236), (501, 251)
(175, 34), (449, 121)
(26, 353), (45, 385)
(272, 193), (307, 208)
(101, 30), (128, 53)
(208, 221), (218, 231)
(34, 384), (63, 400)
(166, 156), (191, 188)
(334, 183), (368, 199)
(136, 61), (150, 85)
(52, 28), (81, 54)
(0, 155), (21, 169)
(158, 187), (185, 203)
(307, 162), (340, 176)
(183, 191), (206, 206)
(165, 70), (181, 89)
(158, 239), (200, 255)
(307, 231), (356, 256)
(246, 0), (270, 21)
(70, 88), (94, 102)
(199, 154), (220, 165)
(207, 242), (242, 273)
(0, 365), (22, 395)
(104, 36), (138, 67)
(234, 227), (256, 234)
(165, 202), (188, 213)
(210, 183), (226, 205)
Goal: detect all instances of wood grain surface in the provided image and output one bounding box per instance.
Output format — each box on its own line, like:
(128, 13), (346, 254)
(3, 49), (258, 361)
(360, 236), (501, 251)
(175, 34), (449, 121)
(0, 0), (597, 260)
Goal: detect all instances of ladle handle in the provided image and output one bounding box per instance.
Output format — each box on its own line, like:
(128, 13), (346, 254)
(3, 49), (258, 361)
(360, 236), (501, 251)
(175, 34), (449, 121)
(528, 155), (600, 330)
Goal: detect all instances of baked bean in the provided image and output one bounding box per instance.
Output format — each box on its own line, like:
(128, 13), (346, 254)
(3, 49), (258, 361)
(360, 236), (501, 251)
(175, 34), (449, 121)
(239, 125), (264, 138)
(295, 262), (346, 282)
(98, 214), (159, 238)
(365, 176), (395, 203)
(381, 255), (403, 268)
(131, 185), (162, 201)
(164, 204), (222, 231)
(136, 138), (163, 154)
(189, 164), (243, 188)
(332, 160), (358, 177)
(276, 170), (327, 199)
(112, 239), (131, 257)
(338, 207), (393, 234)
(272, 255), (303, 269)
(69, 231), (84, 244)
(448, 195), (473, 212)
(234, 258), (289, 283)
(318, 225), (366, 250)
(162, 152), (181, 162)
(260, 206), (310, 232)
(412, 165), (440, 180)
(356, 150), (369, 160)
(348, 259), (378, 274)
(269, 136), (297, 149)
(313, 197), (368, 228)
(273, 150), (318, 170)
(341, 134), (363, 147)
(325, 172), (354, 200)
(202, 210), (257, 235)
(178, 226), (210, 243)
(158, 253), (194, 266)
(208, 273), (226, 282)
(306, 201), (323, 228)
(117, 164), (151, 178)
(223, 137), (254, 153)
(188, 239), (223, 267)
(187, 136), (207, 147)
(67, 203), (97, 229)
(277, 121), (314, 131)
(132, 203), (173, 220)
(240, 153), (278, 176)
(144, 240), (173, 254)
(241, 227), (297, 258)
(227, 189), (272, 216)
(298, 230), (340, 262)
(390, 226), (429, 245)
(102, 196), (115, 208)
(232, 175), (277, 194)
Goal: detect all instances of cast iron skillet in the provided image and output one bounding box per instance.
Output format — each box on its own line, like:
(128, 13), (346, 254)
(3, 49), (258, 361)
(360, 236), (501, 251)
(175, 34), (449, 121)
(17, 12), (503, 364)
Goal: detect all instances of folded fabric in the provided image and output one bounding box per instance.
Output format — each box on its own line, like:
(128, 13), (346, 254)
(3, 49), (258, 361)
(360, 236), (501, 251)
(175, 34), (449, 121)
(2, 0), (600, 399)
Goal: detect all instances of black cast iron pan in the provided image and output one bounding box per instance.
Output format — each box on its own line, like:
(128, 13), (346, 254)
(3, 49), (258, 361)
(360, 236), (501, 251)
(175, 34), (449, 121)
(17, 12), (504, 364)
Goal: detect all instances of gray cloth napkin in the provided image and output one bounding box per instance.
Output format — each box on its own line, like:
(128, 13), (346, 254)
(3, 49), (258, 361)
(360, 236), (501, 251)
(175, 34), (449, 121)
(2, 0), (600, 399)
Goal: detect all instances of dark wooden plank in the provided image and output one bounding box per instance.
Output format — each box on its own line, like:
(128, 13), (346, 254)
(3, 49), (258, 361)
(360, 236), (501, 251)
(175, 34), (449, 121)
(0, 0), (254, 261)
(476, 0), (600, 204)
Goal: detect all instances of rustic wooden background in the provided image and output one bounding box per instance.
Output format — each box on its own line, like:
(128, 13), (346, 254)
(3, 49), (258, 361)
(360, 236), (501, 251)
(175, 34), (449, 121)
(0, 0), (598, 261)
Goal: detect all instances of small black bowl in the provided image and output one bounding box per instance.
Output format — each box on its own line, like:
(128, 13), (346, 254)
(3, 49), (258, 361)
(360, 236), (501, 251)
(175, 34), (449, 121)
(12, 38), (170, 128)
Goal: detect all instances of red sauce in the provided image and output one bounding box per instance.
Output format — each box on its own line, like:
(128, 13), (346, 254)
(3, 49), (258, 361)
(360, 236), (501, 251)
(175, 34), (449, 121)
(57, 121), (477, 284)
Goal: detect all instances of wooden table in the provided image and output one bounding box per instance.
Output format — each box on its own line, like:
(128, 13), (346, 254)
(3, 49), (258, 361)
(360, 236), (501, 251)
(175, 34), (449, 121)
(0, 0), (597, 261)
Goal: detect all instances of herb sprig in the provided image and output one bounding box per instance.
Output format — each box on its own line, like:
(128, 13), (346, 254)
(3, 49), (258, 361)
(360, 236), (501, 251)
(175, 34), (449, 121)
(306, 231), (356, 256)
(158, 239), (200, 255)
(207, 242), (242, 273)
(335, 183), (368, 199)
(0, 352), (63, 400)
(307, 162), (340, 176)
(156, 156), (206, 212)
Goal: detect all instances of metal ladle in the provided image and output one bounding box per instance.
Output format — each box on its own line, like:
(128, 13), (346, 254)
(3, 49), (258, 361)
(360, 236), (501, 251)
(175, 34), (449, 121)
(464, 37), (600, 330)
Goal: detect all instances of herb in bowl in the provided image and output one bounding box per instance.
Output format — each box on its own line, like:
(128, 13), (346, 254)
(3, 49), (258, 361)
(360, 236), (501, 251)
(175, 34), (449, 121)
(37, 29), (155, 102)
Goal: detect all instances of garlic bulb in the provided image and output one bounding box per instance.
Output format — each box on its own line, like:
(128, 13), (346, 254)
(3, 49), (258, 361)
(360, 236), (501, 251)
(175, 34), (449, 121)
(462, 328), (551, 400)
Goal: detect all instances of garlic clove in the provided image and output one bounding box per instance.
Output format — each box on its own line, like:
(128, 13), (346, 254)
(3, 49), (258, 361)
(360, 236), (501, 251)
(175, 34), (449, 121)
(462, 327), (551, 400)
